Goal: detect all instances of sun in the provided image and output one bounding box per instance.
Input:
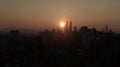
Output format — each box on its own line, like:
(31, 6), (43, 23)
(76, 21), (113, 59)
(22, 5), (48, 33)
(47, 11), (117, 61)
(60, 22), (65, 27)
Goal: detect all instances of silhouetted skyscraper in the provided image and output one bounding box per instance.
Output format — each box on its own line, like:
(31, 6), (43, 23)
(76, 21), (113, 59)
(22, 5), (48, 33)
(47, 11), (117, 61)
(52, 28), (56, 33)
(105, 25), (108, 33)
(69, 21), (72, 32)
(80, 26), (91, 49)
(74, 26), (77, 32)
(65, 21), (69, 33)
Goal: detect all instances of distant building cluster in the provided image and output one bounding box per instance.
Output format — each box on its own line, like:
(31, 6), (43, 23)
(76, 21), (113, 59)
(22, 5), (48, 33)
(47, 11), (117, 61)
(46, 21), (114, 35)
(0, 22), (120, 67)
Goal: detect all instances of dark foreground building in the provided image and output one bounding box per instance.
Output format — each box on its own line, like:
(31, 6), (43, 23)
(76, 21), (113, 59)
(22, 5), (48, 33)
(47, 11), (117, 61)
(0, 27), (120, 67)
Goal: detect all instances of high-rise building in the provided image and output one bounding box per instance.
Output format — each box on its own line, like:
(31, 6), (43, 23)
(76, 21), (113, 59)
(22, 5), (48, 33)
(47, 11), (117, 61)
(69, 20), (72, 32)
(79, 26), (91, 49)
(74, 26), (77, 32)
(105, 25), (108, 33)
(65, 21), (69, 32)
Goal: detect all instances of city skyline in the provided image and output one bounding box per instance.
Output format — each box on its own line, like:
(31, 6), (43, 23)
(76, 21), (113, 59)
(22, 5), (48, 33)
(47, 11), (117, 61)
(0, 0), (120, 32)
(0, 1), (120, 65)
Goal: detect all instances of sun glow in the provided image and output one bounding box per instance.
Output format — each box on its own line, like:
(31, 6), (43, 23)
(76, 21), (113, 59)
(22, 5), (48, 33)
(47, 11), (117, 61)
(60, 22), (65, 27)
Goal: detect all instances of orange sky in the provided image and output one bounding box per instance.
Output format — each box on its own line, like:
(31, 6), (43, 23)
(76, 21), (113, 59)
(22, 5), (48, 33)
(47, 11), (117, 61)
(0, 0), (120, 32)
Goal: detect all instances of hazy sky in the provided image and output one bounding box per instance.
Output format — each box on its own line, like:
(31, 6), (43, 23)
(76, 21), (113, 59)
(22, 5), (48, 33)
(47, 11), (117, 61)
(0, 0), (120, 32)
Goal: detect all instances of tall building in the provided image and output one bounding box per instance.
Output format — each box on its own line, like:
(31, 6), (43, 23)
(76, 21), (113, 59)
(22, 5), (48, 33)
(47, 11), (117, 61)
(74, 26), (77, 32)
(65, 21), (69, 32)
(80, 26), (91, 49)
(69, 20), (72, 32)
(105, 25), (108, 33)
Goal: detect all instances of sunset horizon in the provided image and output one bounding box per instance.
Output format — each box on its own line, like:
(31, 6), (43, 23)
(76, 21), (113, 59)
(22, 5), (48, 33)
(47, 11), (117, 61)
(0, 0), (120, 33)
(0, 0), (120, 66)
